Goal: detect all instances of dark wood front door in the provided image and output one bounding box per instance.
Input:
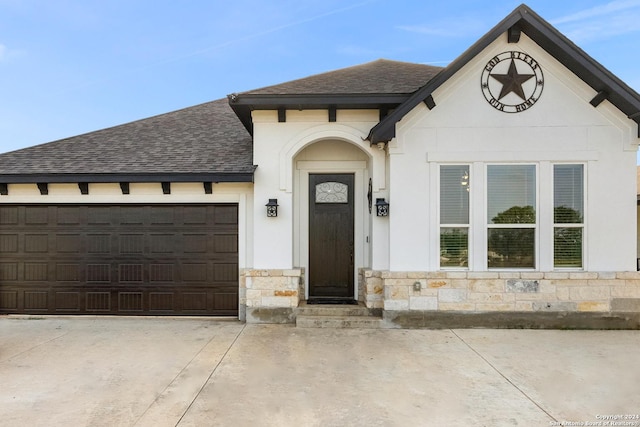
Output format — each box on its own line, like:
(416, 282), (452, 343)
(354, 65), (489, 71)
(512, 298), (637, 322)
(309, 174), (354, 298)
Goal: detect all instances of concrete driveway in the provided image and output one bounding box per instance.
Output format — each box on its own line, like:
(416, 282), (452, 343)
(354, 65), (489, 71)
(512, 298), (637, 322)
(1, 316), (639, 427)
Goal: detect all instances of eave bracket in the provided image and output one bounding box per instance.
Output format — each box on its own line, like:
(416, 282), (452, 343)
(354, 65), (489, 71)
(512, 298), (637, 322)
(590, 90), (608, 107)
(423, 95), (436, 110)
(508, 25), (521, 43)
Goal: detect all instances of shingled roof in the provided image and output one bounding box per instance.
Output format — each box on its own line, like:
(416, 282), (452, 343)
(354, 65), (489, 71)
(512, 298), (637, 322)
(0, 59), (442, 183)
(242, 59), (442, 95)
(0, 98), (254, 183)
(228, 59), (443, 134)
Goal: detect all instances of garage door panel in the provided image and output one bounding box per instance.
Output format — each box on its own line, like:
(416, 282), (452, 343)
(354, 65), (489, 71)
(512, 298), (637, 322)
(119, 206), (145, 224)
(214, 234), (238, 253)
(0, 234), (18, 252)
(214, 292), (238, 311)
(86, 292), (111, 312)
(24, 290), (48, 310)
(55, 291), (80, 311)
(87, 234), (111, 254)
(150, 264), (175, 282)
(56, 264), (81, 282)
(25, 206), (49, 224)
(119, 292), (144, 312)
(87, 264), (111, 282)
(149, 292), (174, 311)
(88, 206), (112, 225)
(181, 263), (208, 282)
(0, 204), (238, 316)
(25, 234), (48, 253)
(0, 290), (18, 309)
(0, 263), (18, 280)
(151, 207), (174, 224)
(149, 234), (176, 254)
(57, 207), (81, 225)
(214, 263), (238, 282)
(0, 207), (18, 224)
(119, 234), (144, 254)
(56, 234), (82, 253)
(183, 234), (208, 253)
(184, 206), (208, 224)
(119, 264), (144, 282)
(25, 263), (48, 281)
(214, 206), (238, 224)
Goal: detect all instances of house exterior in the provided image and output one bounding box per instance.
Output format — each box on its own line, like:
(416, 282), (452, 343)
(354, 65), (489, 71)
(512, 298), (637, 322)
(1, 5), (639, 327)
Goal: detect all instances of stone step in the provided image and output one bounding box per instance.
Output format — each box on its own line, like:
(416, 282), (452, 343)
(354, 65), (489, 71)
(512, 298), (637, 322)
(295, 302), (373, 317)
(296, 315), (383, 329)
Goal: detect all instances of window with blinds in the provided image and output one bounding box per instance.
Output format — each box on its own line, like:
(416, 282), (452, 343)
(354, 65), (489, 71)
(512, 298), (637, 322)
(487, 165), (536, 268)
(440, 165), (469, 268)
(553, 164), (584, 268)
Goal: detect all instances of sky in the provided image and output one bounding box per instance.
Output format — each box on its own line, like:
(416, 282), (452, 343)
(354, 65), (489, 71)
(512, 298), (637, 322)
(1, 0), (639, 156)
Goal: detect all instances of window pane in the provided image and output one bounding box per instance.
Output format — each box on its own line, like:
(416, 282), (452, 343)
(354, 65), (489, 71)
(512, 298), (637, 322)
(554, 227), (582, 268)
(440, 165), (469, 224)
(440, 228), (468, 267)
(487, 165), (536, 224)
(488, 228), (535, 268)
(315, 182), (348, 203)
(554, 165), (583, 223)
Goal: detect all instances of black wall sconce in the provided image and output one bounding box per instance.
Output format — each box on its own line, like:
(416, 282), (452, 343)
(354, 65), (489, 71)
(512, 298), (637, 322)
(266, 199), (279, 217)
(375, 198), (389, 217)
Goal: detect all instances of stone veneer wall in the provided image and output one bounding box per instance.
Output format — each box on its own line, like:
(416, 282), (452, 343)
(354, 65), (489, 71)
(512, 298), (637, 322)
(240, 268), (304, 323)
(360, 269), (640, 328)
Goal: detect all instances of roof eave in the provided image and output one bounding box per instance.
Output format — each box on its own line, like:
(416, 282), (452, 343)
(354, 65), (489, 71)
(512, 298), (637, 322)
(0, 171), (257, 184)
(228, 93), (413, 135)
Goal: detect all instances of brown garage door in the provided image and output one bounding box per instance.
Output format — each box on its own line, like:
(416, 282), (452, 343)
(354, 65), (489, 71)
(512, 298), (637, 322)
(0, 204), (238, 316)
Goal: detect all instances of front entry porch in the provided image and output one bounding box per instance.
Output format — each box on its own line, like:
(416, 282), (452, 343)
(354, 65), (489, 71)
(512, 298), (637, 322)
(239, 268), (640, 329)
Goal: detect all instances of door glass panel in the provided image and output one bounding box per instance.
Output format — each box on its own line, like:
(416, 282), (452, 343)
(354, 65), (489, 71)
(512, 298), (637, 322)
(315, 182), (348, 203)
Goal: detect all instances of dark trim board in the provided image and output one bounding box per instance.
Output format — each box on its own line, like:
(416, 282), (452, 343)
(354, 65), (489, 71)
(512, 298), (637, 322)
(0, 171), (256, 184)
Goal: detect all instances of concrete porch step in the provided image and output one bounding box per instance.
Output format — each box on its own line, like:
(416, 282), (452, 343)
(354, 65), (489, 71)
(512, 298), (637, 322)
(295, 314), (382, 329)
(295, 302), (372, 317)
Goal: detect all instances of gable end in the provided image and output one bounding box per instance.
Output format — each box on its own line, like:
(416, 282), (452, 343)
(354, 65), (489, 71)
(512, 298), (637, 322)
(367, 4), (640, 144)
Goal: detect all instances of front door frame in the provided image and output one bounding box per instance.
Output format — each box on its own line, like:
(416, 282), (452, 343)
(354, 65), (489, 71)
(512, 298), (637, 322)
(294, 160), (368, 301)
(308, 173), (355, 298)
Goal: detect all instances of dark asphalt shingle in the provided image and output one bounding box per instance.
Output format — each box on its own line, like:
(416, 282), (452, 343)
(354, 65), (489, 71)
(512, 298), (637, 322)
(0, 98), (253, 176)
(243, 59), (442, 95)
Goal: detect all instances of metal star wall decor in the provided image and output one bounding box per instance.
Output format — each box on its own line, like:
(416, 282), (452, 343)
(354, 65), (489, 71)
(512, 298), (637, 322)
(481, 51), (544, 113)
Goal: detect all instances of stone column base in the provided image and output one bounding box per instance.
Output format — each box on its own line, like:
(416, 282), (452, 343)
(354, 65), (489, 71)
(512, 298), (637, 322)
(240, 268), (304, 323)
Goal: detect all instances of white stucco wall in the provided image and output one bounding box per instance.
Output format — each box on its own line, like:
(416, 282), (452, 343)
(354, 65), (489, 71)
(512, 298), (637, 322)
(388, 33), (638, 272)
(251, 109), (388, 281)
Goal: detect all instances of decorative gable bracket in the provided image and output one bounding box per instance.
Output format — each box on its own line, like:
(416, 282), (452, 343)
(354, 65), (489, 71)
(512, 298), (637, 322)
(590, 90), (608, 107)
(423, 95), (436, 110)
(508, 25), (521, 43)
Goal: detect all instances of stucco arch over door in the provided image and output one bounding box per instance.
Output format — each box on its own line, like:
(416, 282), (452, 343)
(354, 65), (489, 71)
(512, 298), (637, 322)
(279, 124), (386, 193)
